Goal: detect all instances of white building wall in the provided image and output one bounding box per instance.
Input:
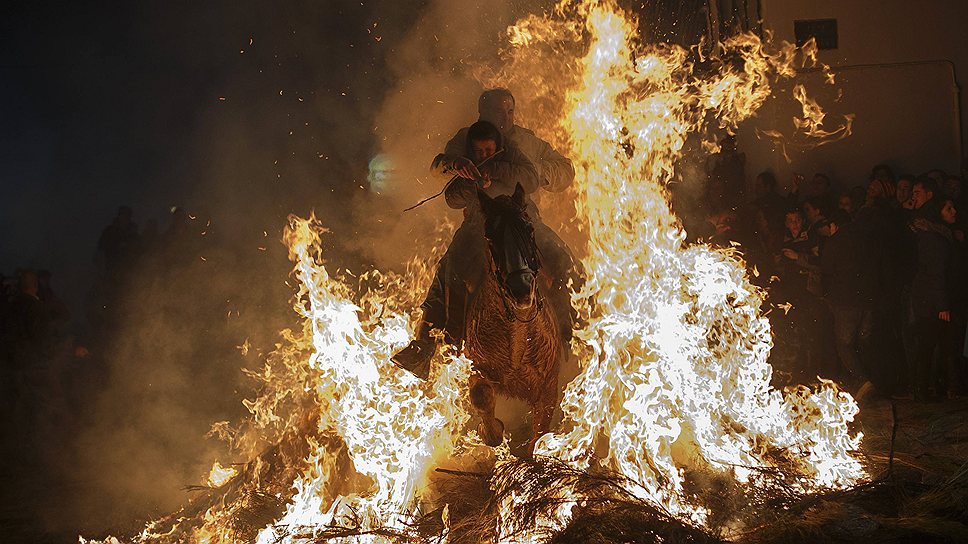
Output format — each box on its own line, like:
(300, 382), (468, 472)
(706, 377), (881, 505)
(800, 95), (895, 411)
(736, 0), (966, 193)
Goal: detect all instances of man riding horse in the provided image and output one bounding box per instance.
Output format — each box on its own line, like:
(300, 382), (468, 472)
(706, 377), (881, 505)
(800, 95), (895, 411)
(393, 88), (579, 376)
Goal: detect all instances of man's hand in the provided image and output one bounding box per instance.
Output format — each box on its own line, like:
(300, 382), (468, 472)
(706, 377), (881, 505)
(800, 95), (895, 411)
(450, 157), (482, 180)
(432, 154), (482, 180)
(477, 170), (492, 189)
(782, 248), (799, 261)
(939, 310), (951, 322)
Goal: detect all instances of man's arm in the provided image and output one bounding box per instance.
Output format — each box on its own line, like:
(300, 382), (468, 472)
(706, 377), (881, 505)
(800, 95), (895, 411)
(484, 144), (540, 196)
(512, 128), (575, 192)
(431, 128), (470, 171)
(534, 138), (575, 193)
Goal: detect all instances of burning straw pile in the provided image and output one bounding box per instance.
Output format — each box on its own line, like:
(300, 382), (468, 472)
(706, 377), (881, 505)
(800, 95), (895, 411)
(80, 1), (968, 543)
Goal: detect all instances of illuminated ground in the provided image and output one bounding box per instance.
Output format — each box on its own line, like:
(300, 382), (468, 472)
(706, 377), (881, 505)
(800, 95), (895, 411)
(3, 394), (968, 543)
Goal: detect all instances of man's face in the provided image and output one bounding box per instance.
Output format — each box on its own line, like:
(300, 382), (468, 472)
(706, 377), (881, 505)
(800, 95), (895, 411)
(867, 180), (885, 201)
(480, 96), (515, 133)
(471, 138), (498, 163)
(912, 183), (932, 209)
(944, 177), (962, 199)
(897, 180), (913, 203)
(785, 212), (802, 236)
(839, 195), (854, 214)
(803, 202), (821, 222)
(755, 176), (769, 198)
(941, 200), (957, 224)
(811, 175), (830, 195)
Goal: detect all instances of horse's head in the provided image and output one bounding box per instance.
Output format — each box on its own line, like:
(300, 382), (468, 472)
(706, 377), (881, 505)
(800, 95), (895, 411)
(478, 183), (541, 310)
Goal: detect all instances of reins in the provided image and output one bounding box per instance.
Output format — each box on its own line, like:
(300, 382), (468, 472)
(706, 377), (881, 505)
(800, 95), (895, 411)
(487, 210), (545, 324)
(402, 149), (506, 212)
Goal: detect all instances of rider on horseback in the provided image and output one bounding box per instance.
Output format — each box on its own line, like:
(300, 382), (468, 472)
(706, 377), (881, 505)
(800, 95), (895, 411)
(393, 92), (580, 377)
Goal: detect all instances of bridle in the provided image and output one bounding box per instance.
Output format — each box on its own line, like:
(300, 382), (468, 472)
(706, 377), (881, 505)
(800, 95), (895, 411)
(501, 281), (544, 323)
(485, 207), (544, 324)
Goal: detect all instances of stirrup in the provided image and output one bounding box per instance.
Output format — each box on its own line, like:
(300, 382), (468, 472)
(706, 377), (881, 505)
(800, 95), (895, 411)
(392, 338), (436, 380)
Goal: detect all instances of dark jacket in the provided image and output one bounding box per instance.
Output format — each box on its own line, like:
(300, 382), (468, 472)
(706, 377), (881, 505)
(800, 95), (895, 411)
(909, 221), (953, 320)
(776, 230), (819, 299)
(820, 223), (878, 308)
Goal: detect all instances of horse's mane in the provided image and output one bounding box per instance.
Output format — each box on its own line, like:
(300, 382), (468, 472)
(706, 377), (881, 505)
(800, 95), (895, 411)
(483, 193), (541, 273)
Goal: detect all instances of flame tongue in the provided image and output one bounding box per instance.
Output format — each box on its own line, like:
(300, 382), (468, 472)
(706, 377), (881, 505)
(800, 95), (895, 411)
(525, 0), (865, 521)
(252, 215), (475, 542)
(87, 3), (867, 543)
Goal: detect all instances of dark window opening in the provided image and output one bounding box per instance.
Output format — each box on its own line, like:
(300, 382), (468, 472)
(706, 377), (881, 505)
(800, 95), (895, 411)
(794, 19), (838, 50)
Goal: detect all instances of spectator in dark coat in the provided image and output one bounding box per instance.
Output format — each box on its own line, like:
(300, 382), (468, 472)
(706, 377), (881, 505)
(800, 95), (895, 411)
(854, 177), (908, 394)
(905, 198), (956, 399)
(775, 208), (831, 381)
(937, 199), (965, 397)
(911, 176), (939, 217)
(752, 171), (787, 233)
(896, 175), (915, 210)
(820, 210), (878, 400)
(97, 205), (140, 280)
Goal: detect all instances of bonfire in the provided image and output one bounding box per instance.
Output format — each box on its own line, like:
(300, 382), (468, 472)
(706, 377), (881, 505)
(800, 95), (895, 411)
(83, 1), (910, 543)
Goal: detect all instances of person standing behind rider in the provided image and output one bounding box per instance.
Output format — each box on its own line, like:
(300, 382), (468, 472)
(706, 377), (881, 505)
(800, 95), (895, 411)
(441, 88), (581, 319)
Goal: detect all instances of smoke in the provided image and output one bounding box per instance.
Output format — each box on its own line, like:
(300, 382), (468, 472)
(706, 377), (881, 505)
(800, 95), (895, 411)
(355, 0), (550, 270)
(2, 0), (562, 539)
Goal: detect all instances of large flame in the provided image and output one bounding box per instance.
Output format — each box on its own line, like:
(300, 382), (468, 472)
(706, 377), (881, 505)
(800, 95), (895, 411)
(85, 2), (866, 543)
(245, 215), (477, 543)
(518, 0), (862, 528)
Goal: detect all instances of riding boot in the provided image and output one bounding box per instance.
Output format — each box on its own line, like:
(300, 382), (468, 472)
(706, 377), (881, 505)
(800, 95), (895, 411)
(392, 319), (436, 380)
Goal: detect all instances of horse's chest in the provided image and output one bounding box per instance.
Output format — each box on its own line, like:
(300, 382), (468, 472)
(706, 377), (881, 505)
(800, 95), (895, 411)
(464, 299), (557, 395)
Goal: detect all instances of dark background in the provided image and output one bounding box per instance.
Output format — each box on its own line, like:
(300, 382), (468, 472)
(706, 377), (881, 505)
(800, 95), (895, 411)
(0, 1), (718, 541)
(0, 2), (431, 541)
(0, 1), (424, 311)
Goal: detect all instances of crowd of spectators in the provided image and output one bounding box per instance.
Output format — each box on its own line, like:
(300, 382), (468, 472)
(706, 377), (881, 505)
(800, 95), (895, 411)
(695, 158), (967, 403)
(0, 205), (214, 457)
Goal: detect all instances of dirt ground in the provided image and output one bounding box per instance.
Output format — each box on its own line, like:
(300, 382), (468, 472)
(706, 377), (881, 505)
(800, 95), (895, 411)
(855, 396), (968, 483)
(2, 393), (966, 544)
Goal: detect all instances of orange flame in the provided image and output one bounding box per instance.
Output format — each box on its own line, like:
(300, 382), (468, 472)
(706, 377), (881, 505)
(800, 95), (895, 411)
(512, 0), (863, 528)
(84, 2), (865, 542)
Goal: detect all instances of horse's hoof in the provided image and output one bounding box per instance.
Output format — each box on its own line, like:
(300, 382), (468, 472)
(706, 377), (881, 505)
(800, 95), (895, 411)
(479, 418), (505, 447)
(391, 339), (435, 380)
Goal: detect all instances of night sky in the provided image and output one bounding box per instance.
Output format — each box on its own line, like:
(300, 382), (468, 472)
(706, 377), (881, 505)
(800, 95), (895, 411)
(0, 0), (694, 308)
(0, 1), (425, 310)
(0, 2), (459, 536)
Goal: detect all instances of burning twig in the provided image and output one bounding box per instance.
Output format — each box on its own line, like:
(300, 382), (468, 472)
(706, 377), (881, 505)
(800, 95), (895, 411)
(434, 467), (491, 480)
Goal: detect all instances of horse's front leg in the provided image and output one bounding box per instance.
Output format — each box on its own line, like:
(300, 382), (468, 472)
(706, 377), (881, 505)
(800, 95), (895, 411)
(527, 380), (558, 454)
(469, 372), (504, 447)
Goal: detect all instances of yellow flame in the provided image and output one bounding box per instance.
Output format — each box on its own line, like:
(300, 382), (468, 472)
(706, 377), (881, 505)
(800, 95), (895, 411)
(253, 214), (475, 542)
(207, 461), (238, 488)
(793, 83), (854, 142)
(510, 0), (863, 528)
(85, 2), (867, 542)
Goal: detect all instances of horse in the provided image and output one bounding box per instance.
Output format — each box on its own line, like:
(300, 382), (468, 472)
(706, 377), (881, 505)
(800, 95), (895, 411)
(463, 183), (566, 452)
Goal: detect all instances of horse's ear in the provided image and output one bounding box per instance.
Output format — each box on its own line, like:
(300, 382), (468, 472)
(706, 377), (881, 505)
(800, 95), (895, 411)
(512, 183), (526, 207)
(477, 189), (493, 213)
